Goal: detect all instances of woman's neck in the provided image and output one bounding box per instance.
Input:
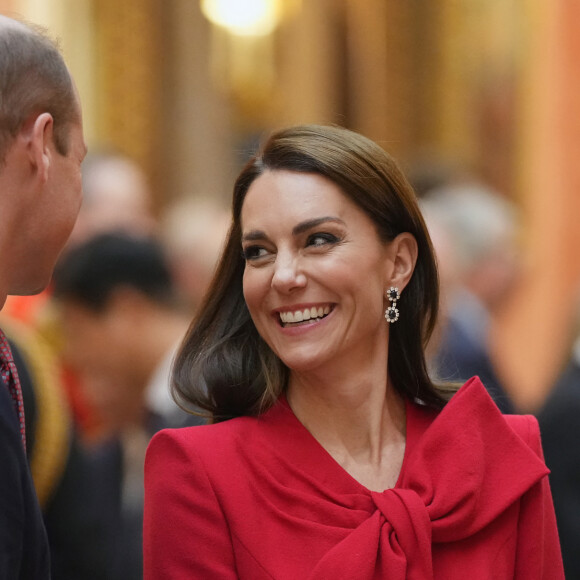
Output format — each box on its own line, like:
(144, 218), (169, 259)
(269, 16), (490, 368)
(286, 364), (407, 492)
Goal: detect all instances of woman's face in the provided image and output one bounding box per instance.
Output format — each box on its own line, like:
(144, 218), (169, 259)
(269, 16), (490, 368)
(241, 169), (397, 374)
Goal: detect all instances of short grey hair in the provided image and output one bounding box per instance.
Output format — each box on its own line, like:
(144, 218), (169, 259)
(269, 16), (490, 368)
(420, 183), (518, 274)
(0, 17), (78, 164)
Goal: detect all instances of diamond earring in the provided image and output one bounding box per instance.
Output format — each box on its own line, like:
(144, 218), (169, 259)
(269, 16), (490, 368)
(384, 286), (400, 323)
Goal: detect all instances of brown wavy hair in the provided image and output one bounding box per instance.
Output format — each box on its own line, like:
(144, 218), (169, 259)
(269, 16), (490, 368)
(172, 125), (454, 422)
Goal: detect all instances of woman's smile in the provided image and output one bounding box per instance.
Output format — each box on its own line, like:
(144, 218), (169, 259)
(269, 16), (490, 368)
(276, 304), (333, 327)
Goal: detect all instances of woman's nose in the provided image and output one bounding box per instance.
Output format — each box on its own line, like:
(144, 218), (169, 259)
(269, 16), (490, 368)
(271, 254), (307, 293)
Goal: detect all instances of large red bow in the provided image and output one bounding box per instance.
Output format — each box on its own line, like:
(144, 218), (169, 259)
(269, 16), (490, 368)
(303, 378), (548, 580)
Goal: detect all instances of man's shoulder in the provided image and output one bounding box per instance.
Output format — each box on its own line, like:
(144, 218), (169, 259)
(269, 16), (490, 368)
(0, 370), (51, 578)
(0, 372), (20, 436)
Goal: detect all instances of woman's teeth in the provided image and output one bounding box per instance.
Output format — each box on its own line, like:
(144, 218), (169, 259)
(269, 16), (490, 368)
(280, 305), (331, 325)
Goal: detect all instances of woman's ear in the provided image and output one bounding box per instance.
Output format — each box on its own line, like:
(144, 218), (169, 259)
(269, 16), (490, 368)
(385, 232), (418, 292)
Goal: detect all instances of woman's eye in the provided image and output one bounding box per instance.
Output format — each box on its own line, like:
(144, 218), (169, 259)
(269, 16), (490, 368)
(242, 245), (269, 261)
(307, 233), (339, 247)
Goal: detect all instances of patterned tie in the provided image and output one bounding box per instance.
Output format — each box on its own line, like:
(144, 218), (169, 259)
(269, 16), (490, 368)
(0, 329), (26, 450)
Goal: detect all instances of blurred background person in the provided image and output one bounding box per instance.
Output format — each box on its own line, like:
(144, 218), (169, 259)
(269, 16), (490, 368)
(50, 232), (203, 580)
(421, 183), (521, 413)
(68, 151), (158, 248)
(161, 196), (230, 314)
(53, 232), (199, 437)
(537, 293), (580, 579)
(55, 151), (158, 438)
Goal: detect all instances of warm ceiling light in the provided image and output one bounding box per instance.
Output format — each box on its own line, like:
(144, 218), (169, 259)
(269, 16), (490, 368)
(200, 0), (282, 36)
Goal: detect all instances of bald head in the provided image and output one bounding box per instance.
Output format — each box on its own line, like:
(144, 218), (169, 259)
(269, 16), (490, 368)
(0, 15), (79, 163)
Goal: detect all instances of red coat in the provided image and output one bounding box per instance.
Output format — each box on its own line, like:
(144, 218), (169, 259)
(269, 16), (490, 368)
(144, 377), (564, 579)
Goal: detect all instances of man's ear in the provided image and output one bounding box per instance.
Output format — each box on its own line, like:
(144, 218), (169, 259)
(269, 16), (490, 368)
(385, 232), (418, 292)
(26, 112), (54, 184)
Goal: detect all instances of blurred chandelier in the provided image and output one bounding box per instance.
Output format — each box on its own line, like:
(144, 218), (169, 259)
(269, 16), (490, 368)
(200, 0), (283, 36)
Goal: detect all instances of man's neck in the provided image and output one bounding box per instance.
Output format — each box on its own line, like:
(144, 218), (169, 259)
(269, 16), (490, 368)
(0, 275), (8, 311)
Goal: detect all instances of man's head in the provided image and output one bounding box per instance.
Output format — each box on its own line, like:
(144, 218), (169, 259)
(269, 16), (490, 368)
(161, 196), (229, 311)
(67, 151), (157, 247)
(0, 16), (86, 302)
(421, 183), (521, 310)
(52, 233), (180, 427)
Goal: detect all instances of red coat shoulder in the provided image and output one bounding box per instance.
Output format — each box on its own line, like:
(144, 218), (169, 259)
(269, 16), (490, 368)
(503, 414), (543, 456)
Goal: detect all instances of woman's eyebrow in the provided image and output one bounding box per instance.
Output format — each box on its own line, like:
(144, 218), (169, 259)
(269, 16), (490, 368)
(241, 230), (267, 243)
(242, 217), (345, 242)
(292, 216), (345, 236)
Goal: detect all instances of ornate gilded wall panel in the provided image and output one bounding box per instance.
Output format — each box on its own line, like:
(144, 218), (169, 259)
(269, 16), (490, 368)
(93, 0), (165, 205)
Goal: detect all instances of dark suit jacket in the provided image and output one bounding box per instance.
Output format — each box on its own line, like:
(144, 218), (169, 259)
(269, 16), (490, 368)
(0, 375), (50, 579)
(434, 316), (515, 414)
(537, 360), (580, 580)
(44, 411), (205, 580)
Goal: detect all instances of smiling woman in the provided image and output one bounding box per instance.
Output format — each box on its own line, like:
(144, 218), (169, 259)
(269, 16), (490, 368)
(143, 125), (564, 580)
(172, 125), (448, 421)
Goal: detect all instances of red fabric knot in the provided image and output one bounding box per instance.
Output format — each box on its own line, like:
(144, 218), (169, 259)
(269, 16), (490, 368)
(0, 329), (26, 450)
(307, 488), (433, 580)
(373, 489), (433, 579)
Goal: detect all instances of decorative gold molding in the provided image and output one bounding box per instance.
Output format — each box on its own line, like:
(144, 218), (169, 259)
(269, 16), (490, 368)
(94, 0), (163, 183)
